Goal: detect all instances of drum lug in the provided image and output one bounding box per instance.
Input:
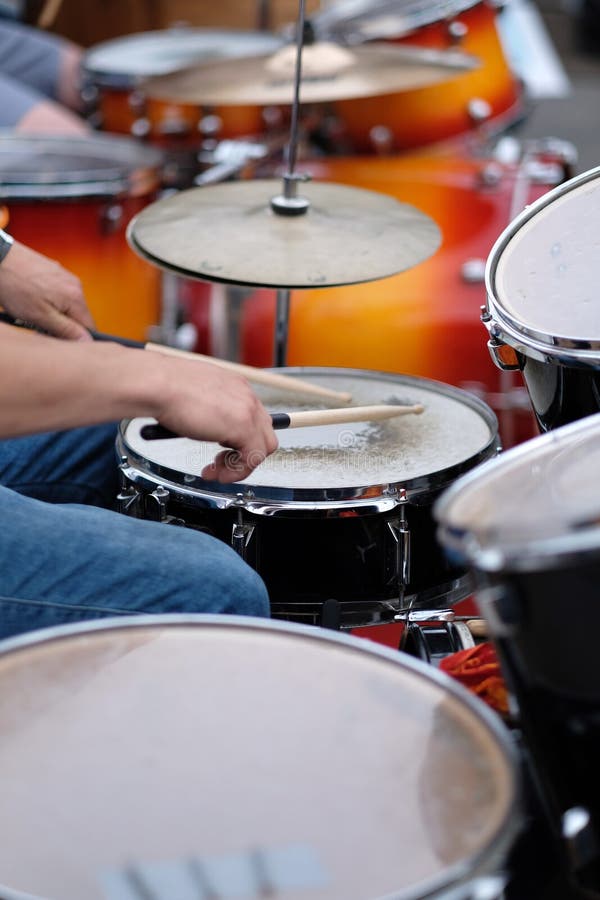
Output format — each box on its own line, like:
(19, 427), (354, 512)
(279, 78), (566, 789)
(446, 19), (469, 43)
(388, 514), (411, 590)
(468, 98), (493, 127)
(477, 160), (503, 189)
(145, 485), (170, 522)
(100, 203), (124, 235)
(117, 485), (142, 517)
(231, 519), (255, 559)
(368, 125), (395, 156)
(117, 459), (142, 516)
(131, 117), (151, 139)
(461, 258), (486, 284)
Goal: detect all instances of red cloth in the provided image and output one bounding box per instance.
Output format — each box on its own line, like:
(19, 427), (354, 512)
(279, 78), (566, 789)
(439, 642), (509, 716)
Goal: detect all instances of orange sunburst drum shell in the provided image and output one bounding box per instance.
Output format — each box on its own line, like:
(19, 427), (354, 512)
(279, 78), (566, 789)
(0, 134), (163, 341)
(331, 1), (522, 152)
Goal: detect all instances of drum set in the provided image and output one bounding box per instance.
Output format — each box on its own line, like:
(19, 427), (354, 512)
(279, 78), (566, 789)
(1, 0), (600, 896)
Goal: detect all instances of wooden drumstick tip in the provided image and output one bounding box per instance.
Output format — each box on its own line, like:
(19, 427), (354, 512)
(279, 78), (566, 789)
(466, 619), (488, 639)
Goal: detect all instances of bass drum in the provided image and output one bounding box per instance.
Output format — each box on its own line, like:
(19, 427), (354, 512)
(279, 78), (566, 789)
(311, 0), (523, 152)
(0, 133), (163, 342)
(238, 149), (563, 447)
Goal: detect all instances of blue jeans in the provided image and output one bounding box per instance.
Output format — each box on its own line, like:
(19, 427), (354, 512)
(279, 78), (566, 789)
(0, 424), (270, 640)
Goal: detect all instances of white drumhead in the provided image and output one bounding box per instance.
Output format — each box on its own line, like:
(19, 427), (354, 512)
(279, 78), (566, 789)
(123, 370), (495, 492)
(489, 168), (600, 350)
(435, 411), (600, 559)
(84, 28), (283, 82)
(0, 617), (517, 900)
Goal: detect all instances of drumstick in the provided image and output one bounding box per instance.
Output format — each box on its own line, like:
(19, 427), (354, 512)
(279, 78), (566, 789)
(140, 404), (424, 440)
(0, 314), (353, 403)
(142, 342), (353, 403)
(37, 0), (66, 27)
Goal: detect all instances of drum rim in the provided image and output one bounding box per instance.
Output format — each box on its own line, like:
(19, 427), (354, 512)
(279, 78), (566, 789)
(118, 367), (500, 511)
(434, 411), (600, 570)
(82, 27), (284, 87)
(0, 132), (164, 198)
(485, 165), (600, 366)
(0, 613), (521, 899)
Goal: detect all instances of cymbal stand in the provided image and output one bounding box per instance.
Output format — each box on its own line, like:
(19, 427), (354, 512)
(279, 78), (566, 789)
(270, 0), (311, 367)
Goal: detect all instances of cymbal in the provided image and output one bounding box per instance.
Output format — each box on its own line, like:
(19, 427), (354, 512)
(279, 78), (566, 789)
(140, 40), (479, 106)
(127, 178), (441, 288)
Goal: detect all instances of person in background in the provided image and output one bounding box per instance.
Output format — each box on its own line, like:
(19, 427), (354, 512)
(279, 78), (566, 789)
(0, 16), (89, 131)
(0, 229), (279, 639)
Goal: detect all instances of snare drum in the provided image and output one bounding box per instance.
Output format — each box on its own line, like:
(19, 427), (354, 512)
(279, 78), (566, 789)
(0, 615), (520, 900)
(435, 412), (600, 890)
(117, 368), (499, 629)
(311, 0), (522, 152)
(0, 133), (163, 341)
(83, 28), (285, 146)
(484, 165), (600, 433)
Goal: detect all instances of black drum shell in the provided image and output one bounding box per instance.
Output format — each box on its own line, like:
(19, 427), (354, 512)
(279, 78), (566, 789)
(517, 353), (600, 432)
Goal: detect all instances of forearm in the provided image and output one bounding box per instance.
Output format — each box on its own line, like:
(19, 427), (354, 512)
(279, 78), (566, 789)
(0, 322), (278, 482)
(0, 324), (160, 437)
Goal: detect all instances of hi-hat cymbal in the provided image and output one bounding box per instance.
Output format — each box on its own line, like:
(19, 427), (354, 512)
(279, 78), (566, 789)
(140, 40), (479, 106)
(127, 179), (441, 288)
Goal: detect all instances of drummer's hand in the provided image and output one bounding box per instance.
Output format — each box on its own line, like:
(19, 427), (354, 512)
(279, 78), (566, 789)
(153, 358), (279, 483)
(0, 241), (95, 341)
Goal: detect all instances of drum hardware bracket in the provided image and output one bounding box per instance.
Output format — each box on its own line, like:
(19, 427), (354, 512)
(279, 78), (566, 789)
(195, 139), (271, 187)
(461, 874), (508, 899)
(486, 336), (521, 372)
(481, 308), (522, 372)
(387, 508), (411, 592)
(398, 608), (456, 624)
(270, 171), (312, 216)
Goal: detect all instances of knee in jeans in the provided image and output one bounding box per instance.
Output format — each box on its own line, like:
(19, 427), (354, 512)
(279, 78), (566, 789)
(213, 558), (271, 618)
